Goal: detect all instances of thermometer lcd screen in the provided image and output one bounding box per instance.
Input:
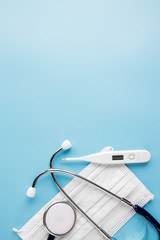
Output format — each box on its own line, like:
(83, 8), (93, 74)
(112, 155), (124, 160)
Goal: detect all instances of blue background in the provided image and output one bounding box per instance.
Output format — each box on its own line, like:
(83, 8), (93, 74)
(0, 0), (160, 239)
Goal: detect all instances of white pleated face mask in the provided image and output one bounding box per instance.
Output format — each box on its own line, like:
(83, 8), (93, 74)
(14, 147), (153, 240)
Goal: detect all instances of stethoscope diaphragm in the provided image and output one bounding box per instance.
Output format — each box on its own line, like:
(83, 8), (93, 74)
(43, 201), (76, 238)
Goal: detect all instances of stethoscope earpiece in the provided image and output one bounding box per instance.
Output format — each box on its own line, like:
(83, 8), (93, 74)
(61, 139), (72, 150)
(26, 186), (36, 198)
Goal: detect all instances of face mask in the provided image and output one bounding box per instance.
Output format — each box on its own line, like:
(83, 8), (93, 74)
(13, 147), (153, 240)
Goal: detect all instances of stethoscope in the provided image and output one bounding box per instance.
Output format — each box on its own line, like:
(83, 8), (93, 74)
(26, 140), (160, 240)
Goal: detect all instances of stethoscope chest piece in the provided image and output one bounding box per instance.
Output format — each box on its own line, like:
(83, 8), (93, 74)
(43, 201), (76, 238)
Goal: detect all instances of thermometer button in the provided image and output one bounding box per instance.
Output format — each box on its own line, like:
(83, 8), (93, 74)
(128, 153), (135, 160)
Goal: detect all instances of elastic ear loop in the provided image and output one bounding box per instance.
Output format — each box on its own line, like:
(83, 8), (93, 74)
(143, 216), (149, 239)
(112, 214), (149, 240)
(12, 228), (21, 233)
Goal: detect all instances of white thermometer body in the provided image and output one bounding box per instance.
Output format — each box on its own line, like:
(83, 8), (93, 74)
(62, 150), (151, 164)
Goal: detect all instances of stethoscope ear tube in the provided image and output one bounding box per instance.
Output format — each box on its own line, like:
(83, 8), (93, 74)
(134, 204), (160, 238)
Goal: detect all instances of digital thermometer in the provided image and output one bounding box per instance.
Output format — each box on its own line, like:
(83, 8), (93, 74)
(61, 149), (151, 165)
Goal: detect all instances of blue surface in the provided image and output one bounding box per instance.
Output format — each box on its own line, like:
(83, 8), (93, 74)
(0, 0), (160, 239)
